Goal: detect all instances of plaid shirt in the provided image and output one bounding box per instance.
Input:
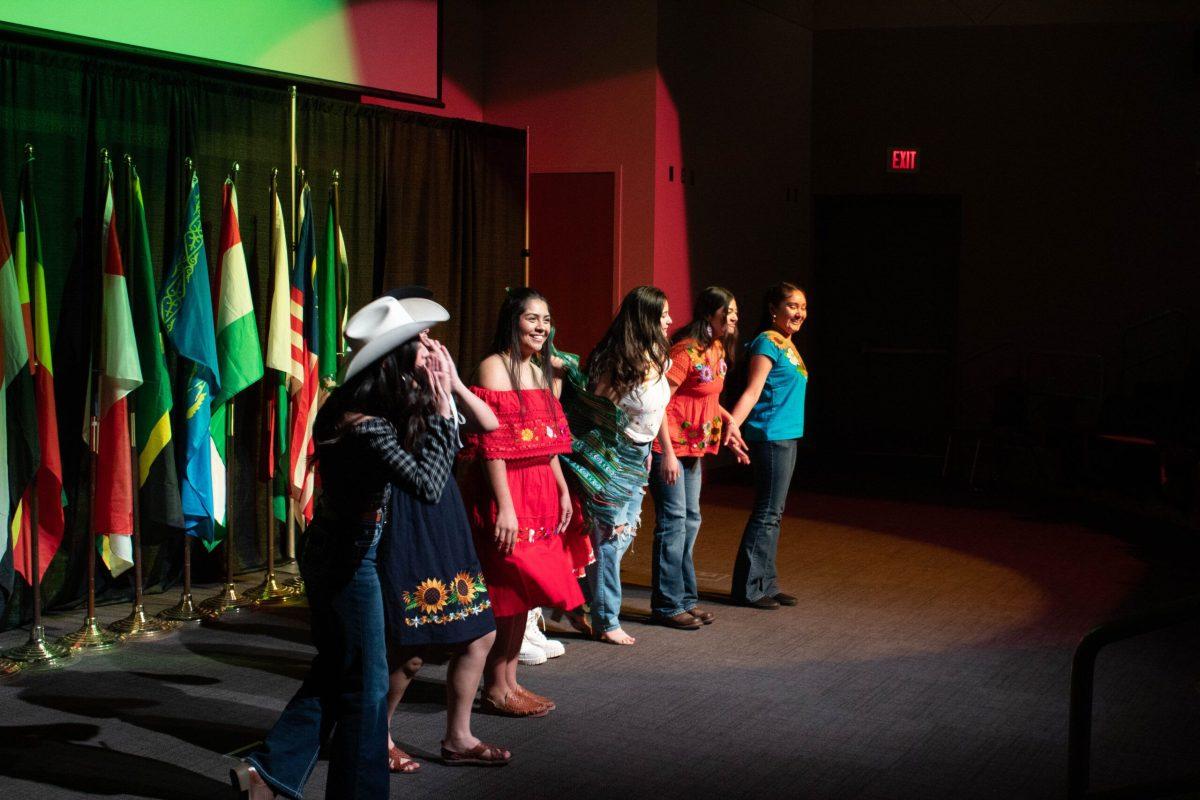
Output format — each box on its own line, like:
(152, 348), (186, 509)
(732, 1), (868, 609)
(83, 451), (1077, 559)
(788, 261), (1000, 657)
(318, 415), (459, 517)
(356, 416), (458, 504)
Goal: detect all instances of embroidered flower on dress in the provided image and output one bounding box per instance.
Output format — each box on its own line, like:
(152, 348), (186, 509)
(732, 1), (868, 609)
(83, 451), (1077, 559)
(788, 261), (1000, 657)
(415, 578), (449, 614)
(546, 425), (556, 438)
(520, 428), (535, 442)
(453, 571), (476, 604)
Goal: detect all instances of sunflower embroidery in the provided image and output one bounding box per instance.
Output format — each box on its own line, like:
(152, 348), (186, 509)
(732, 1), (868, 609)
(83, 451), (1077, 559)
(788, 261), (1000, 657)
(452, 571), (477, 604)
(520, 428), (535, 442)
(415, 578), (449, 614)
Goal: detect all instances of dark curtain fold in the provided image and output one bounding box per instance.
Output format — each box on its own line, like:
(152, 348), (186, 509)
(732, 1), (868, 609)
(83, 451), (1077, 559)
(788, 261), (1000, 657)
(0, 40), (524, 630)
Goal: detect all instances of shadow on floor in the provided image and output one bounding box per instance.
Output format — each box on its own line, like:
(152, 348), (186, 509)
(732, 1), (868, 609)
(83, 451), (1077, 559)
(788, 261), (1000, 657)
(0, 723), (231, 799)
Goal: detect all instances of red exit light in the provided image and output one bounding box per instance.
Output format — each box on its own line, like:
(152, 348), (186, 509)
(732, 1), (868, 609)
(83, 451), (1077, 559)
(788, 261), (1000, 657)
(888, 148), (920, 172)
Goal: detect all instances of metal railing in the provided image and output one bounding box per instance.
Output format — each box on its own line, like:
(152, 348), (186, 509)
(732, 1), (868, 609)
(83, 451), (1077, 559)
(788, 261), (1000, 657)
(1068, 593), (1200, 799)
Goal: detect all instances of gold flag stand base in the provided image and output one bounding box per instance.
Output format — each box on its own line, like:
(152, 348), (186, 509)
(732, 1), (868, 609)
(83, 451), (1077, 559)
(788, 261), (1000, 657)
(57, 616), (119, 652)
(198, 583), (254, 618)
(0, 657), (22, 677)
(245, 573), (302, 605)
(2, 625), (74, 667)
(109, 604), (179, 640)
(158, 592), (205, 623)
(283, 575), (305, 594)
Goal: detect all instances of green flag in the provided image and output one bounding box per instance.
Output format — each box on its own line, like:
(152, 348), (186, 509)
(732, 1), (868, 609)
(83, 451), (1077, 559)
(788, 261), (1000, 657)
(208, 178), (263, 549)
(318, 182), (348, 387)
(128, 168), (183, 530)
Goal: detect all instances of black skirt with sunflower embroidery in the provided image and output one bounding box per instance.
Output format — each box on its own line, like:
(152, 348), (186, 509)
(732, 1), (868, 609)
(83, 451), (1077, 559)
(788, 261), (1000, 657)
(378, 479), (496, 647)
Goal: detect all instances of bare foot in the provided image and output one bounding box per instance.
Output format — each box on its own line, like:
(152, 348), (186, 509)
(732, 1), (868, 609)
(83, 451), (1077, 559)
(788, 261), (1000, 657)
(599, 627), (636, 645)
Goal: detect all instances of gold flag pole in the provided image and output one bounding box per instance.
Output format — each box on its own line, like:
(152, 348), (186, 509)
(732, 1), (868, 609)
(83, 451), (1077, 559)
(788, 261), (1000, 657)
(247, 167), (298, 604)
(4, 144), (72, 668)
(60, 148), (121, 652)
(285, 86), (298, 564)
(159, 155), (204, 624)
(109, 155), (177, 640)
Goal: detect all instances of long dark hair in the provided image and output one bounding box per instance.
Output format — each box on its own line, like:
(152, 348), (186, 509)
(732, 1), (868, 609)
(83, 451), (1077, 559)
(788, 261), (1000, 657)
(314, 339), (436, 454)
(757, 281), (806, 338)
(585, 285), (670, 399)
(489, 287), (555, 404)
(673, 285), (739, 368)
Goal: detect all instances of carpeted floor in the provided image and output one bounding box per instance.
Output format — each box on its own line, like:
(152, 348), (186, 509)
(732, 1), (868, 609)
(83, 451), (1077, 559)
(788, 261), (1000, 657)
(3, 480), (1200, 800)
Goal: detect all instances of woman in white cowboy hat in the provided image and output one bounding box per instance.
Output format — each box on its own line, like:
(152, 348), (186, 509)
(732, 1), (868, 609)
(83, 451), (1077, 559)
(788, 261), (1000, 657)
(233, 289), (502, 799)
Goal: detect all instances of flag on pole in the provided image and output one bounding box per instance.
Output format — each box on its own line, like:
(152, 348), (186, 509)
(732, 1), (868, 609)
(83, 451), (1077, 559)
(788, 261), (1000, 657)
(318, 183), (348, 387)
(159, 170), (221, 543)
(0, 192), (38, 603)
(207, 177), (263, 549)
(288, 183), (320, 523)
(11, 155), (65, 584)
(94, 162), (143, 577)
(262, 186), (290, 523)
(128, 167), (183, 530)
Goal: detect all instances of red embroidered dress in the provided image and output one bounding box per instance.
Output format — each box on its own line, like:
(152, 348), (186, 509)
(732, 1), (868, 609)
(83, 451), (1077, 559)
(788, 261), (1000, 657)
(463, 387), (586, 617)
(653, 338), (728, 457)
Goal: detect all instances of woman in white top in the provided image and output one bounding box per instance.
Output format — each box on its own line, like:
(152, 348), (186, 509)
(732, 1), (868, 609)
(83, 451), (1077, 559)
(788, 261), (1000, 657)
(568, 286), (673, 645)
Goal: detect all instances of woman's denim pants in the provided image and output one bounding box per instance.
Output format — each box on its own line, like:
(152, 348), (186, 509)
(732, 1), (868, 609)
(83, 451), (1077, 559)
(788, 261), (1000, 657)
(731, 438), (797, 603)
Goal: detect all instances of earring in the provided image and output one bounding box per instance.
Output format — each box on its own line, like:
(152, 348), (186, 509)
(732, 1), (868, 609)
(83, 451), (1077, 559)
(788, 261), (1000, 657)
(704, 322), (713, 339)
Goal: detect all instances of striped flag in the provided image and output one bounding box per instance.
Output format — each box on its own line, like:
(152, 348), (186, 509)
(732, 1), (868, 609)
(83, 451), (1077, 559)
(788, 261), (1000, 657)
(1, 192), (38, 604)
(159, 170), (221, 543)
(11, 155), (65, 584)
(94, 163), (143, 576)
(208, 178), (263, 548)
(318, 183), (348, 387)
(288, 183), (320, 523)
(128, 167), (183, 530)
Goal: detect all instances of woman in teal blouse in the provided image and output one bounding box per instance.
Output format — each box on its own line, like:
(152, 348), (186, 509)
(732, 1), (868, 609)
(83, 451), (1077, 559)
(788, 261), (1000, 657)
(727, 282), (808, 609)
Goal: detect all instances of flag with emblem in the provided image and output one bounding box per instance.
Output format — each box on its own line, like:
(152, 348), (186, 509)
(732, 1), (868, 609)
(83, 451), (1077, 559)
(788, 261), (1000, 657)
(159, 170), (221, 543)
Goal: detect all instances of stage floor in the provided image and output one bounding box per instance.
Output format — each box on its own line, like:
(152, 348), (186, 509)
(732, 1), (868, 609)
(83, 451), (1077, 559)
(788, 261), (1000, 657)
(3, 481), (1200, 799)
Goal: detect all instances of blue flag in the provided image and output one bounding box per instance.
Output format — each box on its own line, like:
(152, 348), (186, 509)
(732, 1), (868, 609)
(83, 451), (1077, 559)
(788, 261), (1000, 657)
(159, 172), (221, 541)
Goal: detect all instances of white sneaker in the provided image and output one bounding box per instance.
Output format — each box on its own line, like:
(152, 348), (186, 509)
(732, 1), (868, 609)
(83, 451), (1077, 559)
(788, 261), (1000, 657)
(518, 632), (547, 665)
(525, 608), (565, 659)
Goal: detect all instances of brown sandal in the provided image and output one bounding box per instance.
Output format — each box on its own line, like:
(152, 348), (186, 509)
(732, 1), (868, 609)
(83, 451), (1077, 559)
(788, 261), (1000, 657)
(441, 741), (511, 767)
(516, 686), (556, 712)
(388, 744), (420, 774)
(480, 690), (549, 718)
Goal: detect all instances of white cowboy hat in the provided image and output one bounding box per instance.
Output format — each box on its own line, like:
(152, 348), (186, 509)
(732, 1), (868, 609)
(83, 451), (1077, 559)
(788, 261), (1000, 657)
(341, 292), (449, 381)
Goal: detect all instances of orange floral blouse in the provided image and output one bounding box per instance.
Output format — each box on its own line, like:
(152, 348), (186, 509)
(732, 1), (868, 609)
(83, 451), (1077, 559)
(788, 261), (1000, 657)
(653, 338), (727, 458)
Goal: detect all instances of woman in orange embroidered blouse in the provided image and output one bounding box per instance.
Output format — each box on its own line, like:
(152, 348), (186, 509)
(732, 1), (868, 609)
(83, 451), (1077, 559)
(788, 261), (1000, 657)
(462, 288), (586, 719)
(649, 287), (749, 629)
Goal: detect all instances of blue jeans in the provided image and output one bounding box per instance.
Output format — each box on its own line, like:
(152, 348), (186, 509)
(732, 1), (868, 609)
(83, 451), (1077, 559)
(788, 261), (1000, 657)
(585, 444), (649, 633)
(731, 439), (798, 603)
(649, 453), (703, 617)
(245, 514), (389, 800)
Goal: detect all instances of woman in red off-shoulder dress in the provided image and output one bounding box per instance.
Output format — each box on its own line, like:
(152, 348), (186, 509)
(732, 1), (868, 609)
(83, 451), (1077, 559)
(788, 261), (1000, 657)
(462, 288), (587, 718)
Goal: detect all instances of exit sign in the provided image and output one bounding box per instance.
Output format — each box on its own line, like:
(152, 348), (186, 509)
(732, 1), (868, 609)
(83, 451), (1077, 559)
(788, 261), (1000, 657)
(888, 147), (920, 172)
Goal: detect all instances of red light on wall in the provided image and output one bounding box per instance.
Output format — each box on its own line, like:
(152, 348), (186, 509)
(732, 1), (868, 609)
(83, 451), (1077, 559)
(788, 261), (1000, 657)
(887, 148), (920, 172)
